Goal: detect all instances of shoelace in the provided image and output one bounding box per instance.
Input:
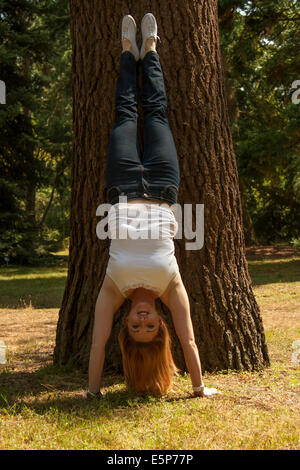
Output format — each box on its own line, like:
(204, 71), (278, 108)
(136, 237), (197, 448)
(147, 34), (161, 42)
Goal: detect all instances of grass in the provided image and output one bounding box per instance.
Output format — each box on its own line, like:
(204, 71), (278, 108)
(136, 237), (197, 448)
(0, 246), (299, 450)
(0, 264), (67, 309)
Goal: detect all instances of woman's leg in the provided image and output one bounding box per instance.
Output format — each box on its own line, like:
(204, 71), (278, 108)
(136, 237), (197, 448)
(106, 50), (142, 203)
(141, 50), (180, 204)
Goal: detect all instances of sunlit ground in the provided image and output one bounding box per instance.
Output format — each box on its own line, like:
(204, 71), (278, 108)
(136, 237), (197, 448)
(0, 246), (299, 450)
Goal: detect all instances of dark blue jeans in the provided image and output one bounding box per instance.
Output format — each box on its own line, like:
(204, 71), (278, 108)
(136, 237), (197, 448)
(106, 50), (180, 205)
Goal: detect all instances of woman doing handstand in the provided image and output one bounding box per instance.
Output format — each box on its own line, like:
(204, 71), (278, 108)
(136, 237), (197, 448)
(87, 13), (217, 399)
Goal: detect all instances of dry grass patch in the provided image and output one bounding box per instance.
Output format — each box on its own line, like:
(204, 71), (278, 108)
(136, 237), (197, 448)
(0, 246), (299, 449)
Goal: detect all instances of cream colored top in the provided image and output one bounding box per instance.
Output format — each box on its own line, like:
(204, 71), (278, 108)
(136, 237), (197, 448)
(106, 201), (179, 298)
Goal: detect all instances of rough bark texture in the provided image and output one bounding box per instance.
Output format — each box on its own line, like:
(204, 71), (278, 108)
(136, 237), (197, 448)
(54, 0), (270, 374)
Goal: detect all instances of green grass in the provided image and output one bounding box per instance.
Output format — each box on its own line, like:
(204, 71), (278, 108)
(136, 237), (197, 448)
(0, 247), (299, 450)
(0, 266), (67, 308)
(247, 258), (300, 285)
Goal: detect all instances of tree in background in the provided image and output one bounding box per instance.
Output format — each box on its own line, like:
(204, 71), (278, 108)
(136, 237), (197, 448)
(0, 0), (72, 264)
(219, 0), (300, 244)
(54, 0), (269, 375)
(1, 0), (299, 265)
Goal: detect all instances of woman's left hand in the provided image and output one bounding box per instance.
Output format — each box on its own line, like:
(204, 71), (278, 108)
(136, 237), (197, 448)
(193, 390), (205, 398)
(193, 386), (218, 398)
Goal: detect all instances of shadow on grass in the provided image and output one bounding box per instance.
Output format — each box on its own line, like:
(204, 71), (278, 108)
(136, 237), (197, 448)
(0, 276), (66, 309)
(0, 363), (199, 417)
(0, 260), (68, 309)
(248, 259), (300, 286)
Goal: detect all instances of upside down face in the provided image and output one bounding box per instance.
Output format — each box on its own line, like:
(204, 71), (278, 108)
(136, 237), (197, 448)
(126, 301), (162, 342)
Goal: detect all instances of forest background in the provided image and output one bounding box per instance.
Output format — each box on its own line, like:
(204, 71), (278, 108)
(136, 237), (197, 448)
(0, 0), (299, 265)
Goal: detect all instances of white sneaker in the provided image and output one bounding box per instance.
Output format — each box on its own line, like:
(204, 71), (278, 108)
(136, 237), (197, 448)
(140, 13), (161, 60)
(121, 14), (140, 61)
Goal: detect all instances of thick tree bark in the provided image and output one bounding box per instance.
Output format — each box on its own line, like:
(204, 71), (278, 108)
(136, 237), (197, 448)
(54, 0), (270, 373)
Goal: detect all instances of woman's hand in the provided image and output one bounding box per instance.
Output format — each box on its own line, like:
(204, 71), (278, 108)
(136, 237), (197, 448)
(193, 389), (205, 398)
(193, 386), (218, 398)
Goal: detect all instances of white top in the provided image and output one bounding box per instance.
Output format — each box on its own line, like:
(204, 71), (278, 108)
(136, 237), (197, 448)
(106, 201), (179, 298)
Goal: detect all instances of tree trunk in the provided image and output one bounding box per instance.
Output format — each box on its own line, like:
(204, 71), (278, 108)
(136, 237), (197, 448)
(54, 0), (270, 373)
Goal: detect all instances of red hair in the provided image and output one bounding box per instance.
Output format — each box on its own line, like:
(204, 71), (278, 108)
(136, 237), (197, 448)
(118, 318), (179, 397)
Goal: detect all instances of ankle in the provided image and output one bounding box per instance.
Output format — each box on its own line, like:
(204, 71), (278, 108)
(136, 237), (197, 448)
(122, 38), (133, 53)
(145, 37), (156, 53)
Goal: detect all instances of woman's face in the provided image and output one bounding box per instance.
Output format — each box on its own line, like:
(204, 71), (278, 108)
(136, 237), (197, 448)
(126, 300), (162, 342)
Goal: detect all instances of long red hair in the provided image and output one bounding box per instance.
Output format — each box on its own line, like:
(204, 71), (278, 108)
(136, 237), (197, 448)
(118, 318), (179, 397)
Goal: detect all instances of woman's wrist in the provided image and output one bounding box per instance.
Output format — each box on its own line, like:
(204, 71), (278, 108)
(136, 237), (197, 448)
(192, 384), (205, 392)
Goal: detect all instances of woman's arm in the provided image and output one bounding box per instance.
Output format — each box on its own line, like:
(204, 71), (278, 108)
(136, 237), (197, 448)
(160, 273), (205, 396)
(88, 274), (125, 394)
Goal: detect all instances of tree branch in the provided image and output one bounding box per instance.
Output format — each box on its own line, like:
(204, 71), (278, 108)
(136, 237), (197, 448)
(36, 185), (55, 228)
